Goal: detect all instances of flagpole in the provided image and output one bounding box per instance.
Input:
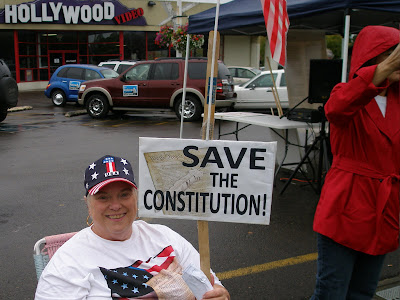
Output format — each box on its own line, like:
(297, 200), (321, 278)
(180, 33), (191, 138)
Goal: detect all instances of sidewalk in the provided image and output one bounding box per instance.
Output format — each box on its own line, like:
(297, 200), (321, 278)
(375, 276), (400, 299)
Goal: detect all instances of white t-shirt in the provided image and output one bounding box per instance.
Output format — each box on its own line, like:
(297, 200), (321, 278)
(375, 95), (387, 117)
(35, 220), (220, 300)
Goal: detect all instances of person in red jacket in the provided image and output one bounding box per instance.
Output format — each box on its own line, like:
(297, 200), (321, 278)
(311, 25), (400, 299)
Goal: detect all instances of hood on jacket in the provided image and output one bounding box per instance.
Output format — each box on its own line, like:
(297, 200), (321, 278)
(349, 26), (399, 80)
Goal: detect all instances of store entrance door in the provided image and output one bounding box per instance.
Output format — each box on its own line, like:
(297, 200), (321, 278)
(49, 51), (78, 75)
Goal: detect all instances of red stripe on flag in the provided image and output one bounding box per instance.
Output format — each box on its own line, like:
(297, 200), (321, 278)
(261, 0), (290, 66)
(146, 256), (175, 274)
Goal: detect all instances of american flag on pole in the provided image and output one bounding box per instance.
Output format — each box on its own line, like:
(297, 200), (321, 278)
(260, 0), (290, 66)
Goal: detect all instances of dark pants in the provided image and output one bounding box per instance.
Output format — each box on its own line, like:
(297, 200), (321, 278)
(311, 234), (386, 300)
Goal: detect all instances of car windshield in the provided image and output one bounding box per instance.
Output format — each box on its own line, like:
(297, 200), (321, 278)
(100, 69), (119, 78)
(251, 68), (262, 75)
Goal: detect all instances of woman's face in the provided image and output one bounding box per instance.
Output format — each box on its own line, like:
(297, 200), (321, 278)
(86, 181), (137, 241)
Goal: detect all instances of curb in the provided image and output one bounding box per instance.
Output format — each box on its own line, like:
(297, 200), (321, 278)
(64, 109), (87, 117)
(8, 106), (33, 112)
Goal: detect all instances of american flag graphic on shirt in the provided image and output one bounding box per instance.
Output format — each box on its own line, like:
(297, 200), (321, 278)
(100, 246), (177, 299)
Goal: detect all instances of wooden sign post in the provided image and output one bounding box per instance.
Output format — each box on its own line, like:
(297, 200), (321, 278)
(199, 30), (220, 281)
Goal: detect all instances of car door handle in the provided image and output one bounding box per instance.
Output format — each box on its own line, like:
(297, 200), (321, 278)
(139, 83), (147, 86)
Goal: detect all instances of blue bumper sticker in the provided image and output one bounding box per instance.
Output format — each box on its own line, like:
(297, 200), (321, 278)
(123, 85), (138, 96)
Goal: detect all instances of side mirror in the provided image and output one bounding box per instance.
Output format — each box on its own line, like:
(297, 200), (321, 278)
(250, 84), (256, 90)
(120, 75), (126, 82)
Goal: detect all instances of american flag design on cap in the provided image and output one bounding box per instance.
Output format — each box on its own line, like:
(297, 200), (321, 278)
(84, 155), (137, 195)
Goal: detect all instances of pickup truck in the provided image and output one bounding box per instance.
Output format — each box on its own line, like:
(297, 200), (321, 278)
(0, 59), (18, 122)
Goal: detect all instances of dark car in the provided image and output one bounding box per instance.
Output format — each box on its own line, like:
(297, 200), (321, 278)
(0, 59), (18, 122)
(44, 64), (119, 107)
(78, 58), (236, 121)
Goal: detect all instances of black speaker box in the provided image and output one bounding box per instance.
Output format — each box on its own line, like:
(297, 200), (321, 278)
(308, 59), (342, 104)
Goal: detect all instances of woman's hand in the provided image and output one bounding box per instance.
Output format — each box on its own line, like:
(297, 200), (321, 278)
(373, 42), (400, 86)
(201, 274), (230, 300)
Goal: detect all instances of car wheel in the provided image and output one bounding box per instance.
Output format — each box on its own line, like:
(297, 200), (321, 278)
(175, 95), (202, 122)
(0, 108), (7, 122)
(51, 90), (67, 107)
(86, 94), (109, 119)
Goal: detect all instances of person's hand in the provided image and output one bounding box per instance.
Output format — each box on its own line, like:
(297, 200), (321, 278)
(373, 42), (400, 86)
(201, 274), (230, 300)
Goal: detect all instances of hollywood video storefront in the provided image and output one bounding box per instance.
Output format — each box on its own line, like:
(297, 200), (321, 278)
(0, 0), (207, 89)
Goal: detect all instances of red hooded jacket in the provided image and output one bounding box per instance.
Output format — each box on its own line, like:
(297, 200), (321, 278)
(313, 26), (400, 255)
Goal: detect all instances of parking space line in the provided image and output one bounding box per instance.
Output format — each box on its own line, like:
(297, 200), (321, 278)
(81, 120), (115, 126)
(216, 252), (317, 280)
(155, 121), (171, 126)
(111, 121), (141, 127)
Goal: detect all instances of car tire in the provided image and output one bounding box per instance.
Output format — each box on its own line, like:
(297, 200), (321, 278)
(51, 90), (67, 107)
(0, 107), (7, 122)
(0, 77), (18, 108)
(174, 95), (202, 122)
(86, 94), (109, 119)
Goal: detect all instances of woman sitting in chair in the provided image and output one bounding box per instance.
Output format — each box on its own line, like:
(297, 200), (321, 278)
(35, 154), (230, 300)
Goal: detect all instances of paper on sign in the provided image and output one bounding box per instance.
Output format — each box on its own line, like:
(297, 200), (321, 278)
(182, 265), (213, 299)
(139, 137), (277, 225)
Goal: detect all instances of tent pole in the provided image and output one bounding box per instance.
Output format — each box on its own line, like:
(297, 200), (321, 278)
(341, 11), (351, 83)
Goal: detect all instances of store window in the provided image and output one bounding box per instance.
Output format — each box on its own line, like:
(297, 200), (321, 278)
(16, 30), (122, 82)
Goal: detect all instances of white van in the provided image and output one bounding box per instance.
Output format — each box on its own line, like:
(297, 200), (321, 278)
(98, 60), (137, 74)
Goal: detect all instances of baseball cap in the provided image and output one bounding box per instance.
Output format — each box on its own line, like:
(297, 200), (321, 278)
(84, 155), (137, 196)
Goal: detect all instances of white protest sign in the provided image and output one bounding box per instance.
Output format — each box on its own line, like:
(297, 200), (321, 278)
(138, 137), (277, 225)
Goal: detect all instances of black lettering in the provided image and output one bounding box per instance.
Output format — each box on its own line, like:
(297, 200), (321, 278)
(231, 193), (235, 214)
(201, 147), (223, 168)
(263, 194), (267, 216)
(250, 148), (266, 170)
(166, 191), (176, 211)
(183, 146), (199, 167)
(210, 193), (220, 213)
(231, 173), (238, 188)
(220, 173), (229, 187)
(224, 147), (246, 168)
(143, 190), (153, 209)
(186, 191), (194, 212)
(177, 191), (185, 211)
(236, 194), (248, 215)
(153, 190), (164, 210)
(249, 194), (261, 215)
(200, 192), (208, 213)
(195, 192), (199, 212)
(210, 172), (218, 187)
(221, 193), (230, 214)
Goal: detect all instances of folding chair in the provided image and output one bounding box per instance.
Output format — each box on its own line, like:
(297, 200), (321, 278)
(33, 232), (77, 280)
